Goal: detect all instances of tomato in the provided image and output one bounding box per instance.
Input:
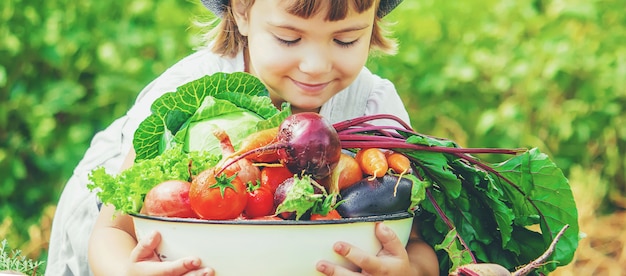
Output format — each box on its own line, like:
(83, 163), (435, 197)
(243, 183), (275, 218)
(189, 168), (247, 220)
(260, 166), (294, 193)
(310, 209), (342, 220)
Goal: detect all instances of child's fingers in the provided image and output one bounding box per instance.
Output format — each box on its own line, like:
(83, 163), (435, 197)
(323, 223), (409, 274)
(315, 260), (359, 276)
(331, 242), (383, 274)
(129, 231), (214, 276)
(130, 230), (162, 262)
(169, 258), (214, 276)
(374, 222), (408, 258)
(132, 257), (213, 276)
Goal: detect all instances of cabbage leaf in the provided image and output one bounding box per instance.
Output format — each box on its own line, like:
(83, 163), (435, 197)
(134, 72), (291, 161)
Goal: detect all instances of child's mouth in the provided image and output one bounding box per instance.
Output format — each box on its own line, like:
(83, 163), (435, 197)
(291, 79), (330, 94)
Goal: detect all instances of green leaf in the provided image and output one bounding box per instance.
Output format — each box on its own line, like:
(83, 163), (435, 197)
(452, 159), (515, 248)
(275, 175), (323, 220)
(434, 228), (474, 272)
(133, 72), (290, 161)
(397, 172), (429, 214)
(172, 96), (264, 155)
(417, 146), (579, 274)
(87, 145), (219, 214)
(493, 148), (579, 273)
(408, 151), (462, 198)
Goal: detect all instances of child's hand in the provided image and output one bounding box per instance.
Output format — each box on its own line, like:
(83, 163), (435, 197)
(128, 231), (215, 276)
(316, 222), (417, 276)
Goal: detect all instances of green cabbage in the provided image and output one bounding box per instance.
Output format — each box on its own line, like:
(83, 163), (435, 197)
(134, 72), (291, 161)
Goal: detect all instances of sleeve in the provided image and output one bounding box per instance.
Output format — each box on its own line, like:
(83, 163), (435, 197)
(364, 74), (412, 128)
(46, 117), (129, 276)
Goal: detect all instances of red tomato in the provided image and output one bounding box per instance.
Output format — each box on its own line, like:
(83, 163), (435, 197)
(189, 168), (247, 220)
(261, 166), (294, 193)
(310, 209), (342, 220)
(243, 184), (275, 218)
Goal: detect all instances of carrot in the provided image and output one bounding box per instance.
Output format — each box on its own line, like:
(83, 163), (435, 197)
(321, 153), (363, 194)
(213, 128), (261, 185)
(355, 148), (388, 179)
(385, 151), (412, 174)
(232, 127), (280, 163)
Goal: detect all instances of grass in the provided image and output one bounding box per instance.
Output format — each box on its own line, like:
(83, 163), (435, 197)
(0, 239), (44, 276)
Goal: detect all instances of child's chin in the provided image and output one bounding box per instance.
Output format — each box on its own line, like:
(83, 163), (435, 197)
(288, 102), (323, 113)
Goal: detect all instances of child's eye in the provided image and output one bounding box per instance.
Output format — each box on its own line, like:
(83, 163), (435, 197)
(334, 39), (358, 48)
(276, 36), (301, 47)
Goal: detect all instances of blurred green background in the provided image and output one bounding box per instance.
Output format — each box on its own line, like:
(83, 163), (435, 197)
(1, 0), (624, 274)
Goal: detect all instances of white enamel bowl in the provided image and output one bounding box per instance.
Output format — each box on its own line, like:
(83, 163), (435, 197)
(131, 212), (414, 276)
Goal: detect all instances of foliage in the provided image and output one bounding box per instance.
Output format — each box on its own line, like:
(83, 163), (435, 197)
(133, 72), (289, 160)
(418, 148), (578, 274)
(368, 0), (626, 209)
(0, 239), (44, 276)
(1, 0), (624, 273)
(0, 0), (208, 262)
(88, 145), (219, 215)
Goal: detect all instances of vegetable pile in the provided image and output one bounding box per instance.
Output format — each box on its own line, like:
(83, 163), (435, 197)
(88, 72), (579, 275)
(333, 114), (579, 275)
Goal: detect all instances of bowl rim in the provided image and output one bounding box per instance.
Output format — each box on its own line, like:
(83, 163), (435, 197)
(130, 212), (414, 225)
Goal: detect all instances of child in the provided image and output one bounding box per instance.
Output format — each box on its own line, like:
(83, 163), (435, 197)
(47, 0), (439, 275)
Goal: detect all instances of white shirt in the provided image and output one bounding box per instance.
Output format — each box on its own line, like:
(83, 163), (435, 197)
(45, 48), (410, 276)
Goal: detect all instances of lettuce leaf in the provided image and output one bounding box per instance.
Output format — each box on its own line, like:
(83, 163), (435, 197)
(87, 146), (219, 214)
(89, 72), (291, 213)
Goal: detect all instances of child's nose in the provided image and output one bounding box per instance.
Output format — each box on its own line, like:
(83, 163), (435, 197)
(298, 48), (332, 75)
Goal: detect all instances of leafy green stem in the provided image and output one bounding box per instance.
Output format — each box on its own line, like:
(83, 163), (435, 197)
(425, 189), (478, 263)
(450, 152), (553, 237)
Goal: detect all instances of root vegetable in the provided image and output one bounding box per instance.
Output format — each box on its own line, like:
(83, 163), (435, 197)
(218, 112), (341, 180)
(232, 126), (280, 163)
(141, 180), (197, 218)
(385, 151), (412, 174)
(355, 148), (388, 178)
(213, 128), (260, 185)
(320, 152), (363, 194)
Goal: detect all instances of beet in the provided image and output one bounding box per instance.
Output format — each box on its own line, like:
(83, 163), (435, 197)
(276, 112), (341, 179)
(218, 112), (341, 180)
(336, 174), (413, 218)
(273, 177), (296, 219)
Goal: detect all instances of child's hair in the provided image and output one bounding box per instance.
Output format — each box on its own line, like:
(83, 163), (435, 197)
(202, 0), (398, 57)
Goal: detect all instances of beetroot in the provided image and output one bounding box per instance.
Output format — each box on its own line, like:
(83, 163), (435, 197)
(272, 174), (325, 220)
(217, 112), (341, 180)
(276, 112), (341, 179)
(273, 177), (296, 219)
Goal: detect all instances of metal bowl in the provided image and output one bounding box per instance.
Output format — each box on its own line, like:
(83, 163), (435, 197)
(131, 212), (414, 276)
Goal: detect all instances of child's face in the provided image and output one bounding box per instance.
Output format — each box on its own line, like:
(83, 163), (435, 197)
(235, 0), (376, 113)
